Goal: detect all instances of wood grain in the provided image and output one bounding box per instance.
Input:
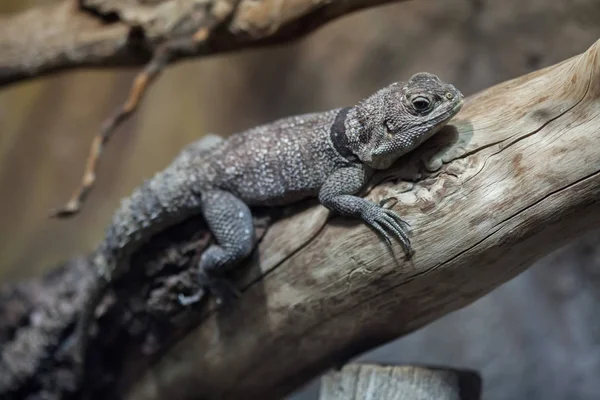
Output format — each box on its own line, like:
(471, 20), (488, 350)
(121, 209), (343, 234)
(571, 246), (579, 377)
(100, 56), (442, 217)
(320, 364), (481, 400)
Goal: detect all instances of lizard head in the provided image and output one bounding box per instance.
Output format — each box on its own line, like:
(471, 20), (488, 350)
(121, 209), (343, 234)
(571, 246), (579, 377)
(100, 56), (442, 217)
(346, 72), (463, 169)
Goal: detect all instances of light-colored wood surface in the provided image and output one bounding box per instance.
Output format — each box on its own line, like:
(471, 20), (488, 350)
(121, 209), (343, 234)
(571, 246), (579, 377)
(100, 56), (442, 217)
(320, 364), (480, 400)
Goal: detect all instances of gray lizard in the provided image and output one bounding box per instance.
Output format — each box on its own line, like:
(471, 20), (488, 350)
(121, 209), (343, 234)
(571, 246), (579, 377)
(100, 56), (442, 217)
(73, 72), (463, 381)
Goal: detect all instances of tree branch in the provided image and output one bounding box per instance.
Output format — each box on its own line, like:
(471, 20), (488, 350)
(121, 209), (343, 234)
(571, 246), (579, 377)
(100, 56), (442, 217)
(2, 38), (600, 400)
(320, 363), (481, 400)
(0, 0), (406, 87)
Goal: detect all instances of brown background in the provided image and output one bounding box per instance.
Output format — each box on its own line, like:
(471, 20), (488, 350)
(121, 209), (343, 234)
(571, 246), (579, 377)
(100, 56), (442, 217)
(1, 0), (600, 399)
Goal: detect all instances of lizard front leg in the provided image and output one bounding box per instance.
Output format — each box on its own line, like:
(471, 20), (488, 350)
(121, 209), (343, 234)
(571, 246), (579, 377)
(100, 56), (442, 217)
(318, 165), (412, 256)
(178, 189), (256, 306)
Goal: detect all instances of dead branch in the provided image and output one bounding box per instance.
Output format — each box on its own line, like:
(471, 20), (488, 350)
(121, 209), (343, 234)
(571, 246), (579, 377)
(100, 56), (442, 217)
(0, 0), (405, 87)
(2, 38), (600, 400)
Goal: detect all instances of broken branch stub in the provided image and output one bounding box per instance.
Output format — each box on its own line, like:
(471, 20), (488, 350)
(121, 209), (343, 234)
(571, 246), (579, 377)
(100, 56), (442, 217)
(320, 364), (481, 400)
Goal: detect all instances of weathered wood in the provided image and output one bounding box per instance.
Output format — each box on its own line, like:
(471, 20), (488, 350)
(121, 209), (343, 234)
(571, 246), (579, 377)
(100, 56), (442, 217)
(1, 37), (600, 400)
(320, 364), (481, 400)
(0, 0), (407, 86)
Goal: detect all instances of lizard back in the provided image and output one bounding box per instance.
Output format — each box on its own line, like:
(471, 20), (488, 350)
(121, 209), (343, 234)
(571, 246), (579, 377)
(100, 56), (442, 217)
(208, 109), (349, 206)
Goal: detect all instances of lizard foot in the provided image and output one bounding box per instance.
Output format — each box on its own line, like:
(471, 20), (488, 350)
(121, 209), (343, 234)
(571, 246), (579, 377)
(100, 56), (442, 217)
(363, 204), (413, 259)
(178, 274), (241, 307)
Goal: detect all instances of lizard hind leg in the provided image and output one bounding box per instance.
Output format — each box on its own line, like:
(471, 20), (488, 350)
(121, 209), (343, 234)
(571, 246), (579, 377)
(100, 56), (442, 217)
(178, 190), (256, 307)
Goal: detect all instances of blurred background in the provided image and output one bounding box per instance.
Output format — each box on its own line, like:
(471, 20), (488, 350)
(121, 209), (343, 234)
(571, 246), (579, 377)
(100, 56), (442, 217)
(1, 0), (600, 399)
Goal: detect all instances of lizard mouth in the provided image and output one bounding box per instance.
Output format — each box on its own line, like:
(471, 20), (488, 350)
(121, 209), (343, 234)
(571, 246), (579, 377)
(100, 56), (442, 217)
(454, 100), (464, 112)
(451, 97), (464, 114)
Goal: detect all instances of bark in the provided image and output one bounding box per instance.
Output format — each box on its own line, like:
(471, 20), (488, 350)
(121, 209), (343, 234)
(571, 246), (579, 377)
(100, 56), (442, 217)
(1, 36), (600, 400)
(320, 363), (481, 400)
(0, 0), (406, 87)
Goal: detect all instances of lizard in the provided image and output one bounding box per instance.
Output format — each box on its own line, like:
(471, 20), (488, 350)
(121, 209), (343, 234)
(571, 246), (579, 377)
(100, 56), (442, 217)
(72, 72), (463, 384)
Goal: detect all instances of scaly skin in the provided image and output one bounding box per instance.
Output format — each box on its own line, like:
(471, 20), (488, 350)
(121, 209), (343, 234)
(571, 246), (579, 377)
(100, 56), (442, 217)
(74, 72), (463, 384)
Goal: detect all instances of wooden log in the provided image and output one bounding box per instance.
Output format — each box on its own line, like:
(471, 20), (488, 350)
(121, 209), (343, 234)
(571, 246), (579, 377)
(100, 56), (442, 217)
(320, 364), (481, 400)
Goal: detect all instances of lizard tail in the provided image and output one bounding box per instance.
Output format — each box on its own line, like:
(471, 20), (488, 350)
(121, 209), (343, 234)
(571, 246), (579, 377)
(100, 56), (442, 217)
(74, 264), (110, 388)
(71, 135), (225, 388)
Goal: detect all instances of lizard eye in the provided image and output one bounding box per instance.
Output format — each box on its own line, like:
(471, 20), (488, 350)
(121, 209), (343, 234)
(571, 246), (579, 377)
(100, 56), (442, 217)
(411, 96), (431, 112)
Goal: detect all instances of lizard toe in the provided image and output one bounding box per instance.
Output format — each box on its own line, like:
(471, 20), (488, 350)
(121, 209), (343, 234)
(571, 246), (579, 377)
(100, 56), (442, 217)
(365, 205), (412, 256)
(178, 290), (206, 306)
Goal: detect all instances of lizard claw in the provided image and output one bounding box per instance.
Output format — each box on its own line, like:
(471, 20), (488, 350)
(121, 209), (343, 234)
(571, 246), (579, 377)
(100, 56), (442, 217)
(178, 275), (241, 308)
(363, 204), (412, 257)
(178, 290), (206, 306)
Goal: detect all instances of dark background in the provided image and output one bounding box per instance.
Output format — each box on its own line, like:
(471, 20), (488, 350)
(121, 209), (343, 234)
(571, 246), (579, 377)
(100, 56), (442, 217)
(1, 0), (599, 399)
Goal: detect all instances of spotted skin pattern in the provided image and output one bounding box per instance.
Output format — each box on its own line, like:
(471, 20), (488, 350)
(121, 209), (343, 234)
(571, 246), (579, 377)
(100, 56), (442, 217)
(74, 73), (463, 381)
